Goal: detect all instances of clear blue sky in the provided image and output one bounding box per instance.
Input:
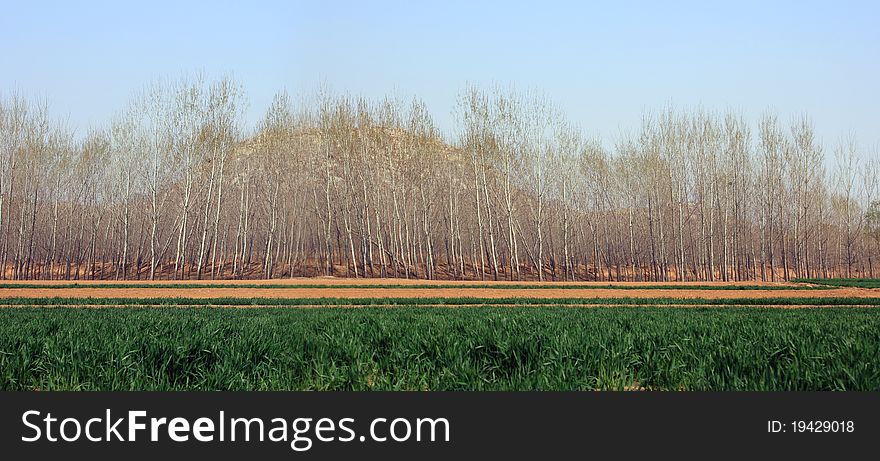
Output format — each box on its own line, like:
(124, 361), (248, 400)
(2, 0), (878, 153)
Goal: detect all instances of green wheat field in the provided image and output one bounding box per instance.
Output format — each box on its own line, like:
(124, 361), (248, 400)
(1, 304), (878, 391)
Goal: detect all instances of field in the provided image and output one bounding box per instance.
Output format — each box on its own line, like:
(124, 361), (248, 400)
(1, 278), (878, 391)
(793, 278), (880, 289)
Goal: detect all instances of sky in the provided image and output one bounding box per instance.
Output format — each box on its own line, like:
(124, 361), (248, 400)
(2, 0), (878, 155)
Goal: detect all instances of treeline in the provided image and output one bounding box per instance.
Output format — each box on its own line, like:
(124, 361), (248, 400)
(1, 76), (878, 281)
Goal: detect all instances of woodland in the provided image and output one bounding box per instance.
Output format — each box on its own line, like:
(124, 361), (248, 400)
(1, 77), (878, 281)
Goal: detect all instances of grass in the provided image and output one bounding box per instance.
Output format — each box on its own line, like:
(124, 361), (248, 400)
(0, 306), (877, 391)
(794, 278), (880, 289)
(0, 296), (878, 307)
(0, 282), (825, 290)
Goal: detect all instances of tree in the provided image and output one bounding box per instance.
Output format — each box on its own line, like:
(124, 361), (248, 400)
(1, 81), (877, 281)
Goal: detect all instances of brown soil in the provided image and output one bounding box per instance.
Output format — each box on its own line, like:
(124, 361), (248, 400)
(0, 277), (811, 287)
(0, 279), (877, 301)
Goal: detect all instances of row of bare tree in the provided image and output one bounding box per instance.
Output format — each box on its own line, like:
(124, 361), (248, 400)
(1, 77), (878, 281)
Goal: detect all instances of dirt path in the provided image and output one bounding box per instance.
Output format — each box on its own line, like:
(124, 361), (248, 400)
(0, 278), (806, 287)
(0, 284), (876, 300)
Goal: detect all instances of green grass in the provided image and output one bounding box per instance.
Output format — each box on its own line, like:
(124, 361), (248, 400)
(794, 278), (880, 289)
(1, 306), (878, 391)
(0, 296), (877, 306)
(0, 282), (824, 290)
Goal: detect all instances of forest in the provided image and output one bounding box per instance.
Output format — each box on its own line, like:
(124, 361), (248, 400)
(1, 76), (878, 282)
